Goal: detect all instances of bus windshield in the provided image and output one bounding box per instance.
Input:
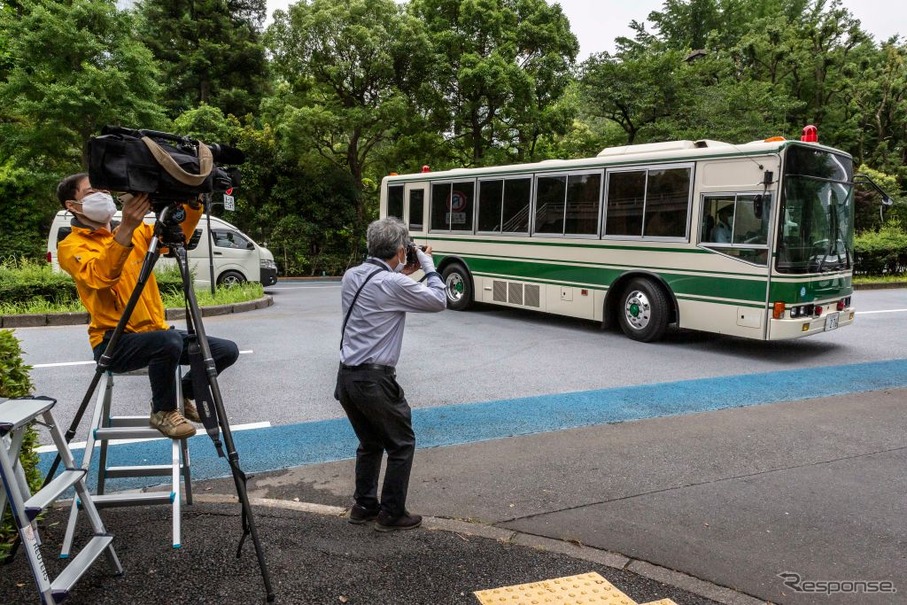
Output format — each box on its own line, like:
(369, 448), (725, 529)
(777, 147), (854, 274)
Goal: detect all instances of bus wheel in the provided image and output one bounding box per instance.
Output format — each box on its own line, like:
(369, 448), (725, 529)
(442, 264), (472, 311)
(618, 278), (669, 342)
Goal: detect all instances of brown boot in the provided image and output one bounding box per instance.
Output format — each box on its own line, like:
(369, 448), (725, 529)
(149, 409), (197, 439)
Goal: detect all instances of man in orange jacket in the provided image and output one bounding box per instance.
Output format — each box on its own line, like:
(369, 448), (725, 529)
(56, 173), (239, 439)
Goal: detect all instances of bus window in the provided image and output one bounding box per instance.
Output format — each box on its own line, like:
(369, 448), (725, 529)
(605, 170), (645, 236)
(701, 193), (771, 265)
(478, 179), (504, 232)
(535, 175), (566, 234)
(502, 178), (531, 233)
(565, 173), (601, 235)
(430, 181), (475, 231)
(387, 185), (404, 220)
(408, 189), (424, 231)
(644, 168), (690, 238)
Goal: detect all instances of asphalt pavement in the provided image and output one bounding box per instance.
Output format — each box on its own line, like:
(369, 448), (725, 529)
(4, 385), (905, 604)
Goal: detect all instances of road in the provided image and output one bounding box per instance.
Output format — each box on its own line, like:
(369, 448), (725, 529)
(11, 283), (907, 441)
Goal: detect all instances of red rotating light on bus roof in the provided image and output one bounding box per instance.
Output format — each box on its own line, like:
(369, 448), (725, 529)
(421, 165), (431, 173)
(800, 125), (818, 143)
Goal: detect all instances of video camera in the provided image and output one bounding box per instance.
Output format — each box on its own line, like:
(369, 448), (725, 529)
(87, 125), (245, 210)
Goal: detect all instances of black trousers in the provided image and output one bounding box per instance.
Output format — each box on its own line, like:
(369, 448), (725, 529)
(93, 328), (239, 412)
(335, 367), (415, 517)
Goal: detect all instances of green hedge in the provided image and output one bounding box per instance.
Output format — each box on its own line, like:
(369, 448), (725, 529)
(854, 222), (907, 276)
(0, 329), (40, 558)
(0, 257), (78, 305)
(0, 257), (186, 306)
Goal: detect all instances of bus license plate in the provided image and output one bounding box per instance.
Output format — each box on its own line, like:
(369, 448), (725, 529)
(825, 312), (839, 331)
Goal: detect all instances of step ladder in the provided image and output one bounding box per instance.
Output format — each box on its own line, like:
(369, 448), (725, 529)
(61, 370), (193, 557)
(1, 396), (122, 604)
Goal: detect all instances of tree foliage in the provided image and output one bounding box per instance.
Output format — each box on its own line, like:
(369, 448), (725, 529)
(136, 0), (269, 118)
(409, 0), (578, 165)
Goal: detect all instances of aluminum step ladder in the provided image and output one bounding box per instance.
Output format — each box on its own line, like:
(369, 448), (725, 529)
(1, 396), (122, 604)
(61, 370), (193, 557)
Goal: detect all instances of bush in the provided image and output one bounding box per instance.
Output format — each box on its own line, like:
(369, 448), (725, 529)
(0, 329), (40, 558)
(0, 256), (78, 305)
(854, 221), (907, 276)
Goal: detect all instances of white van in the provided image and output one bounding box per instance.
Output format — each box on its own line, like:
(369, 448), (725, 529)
(47, 210), (278, 289)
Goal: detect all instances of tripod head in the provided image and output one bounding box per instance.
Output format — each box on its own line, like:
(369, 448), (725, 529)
(154, 201), (193, 250)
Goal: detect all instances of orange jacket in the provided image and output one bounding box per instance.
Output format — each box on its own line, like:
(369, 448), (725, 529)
(58, 205), (203, 348)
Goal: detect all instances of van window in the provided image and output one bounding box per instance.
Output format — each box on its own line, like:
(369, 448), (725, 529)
(213, 229), (252, 250)
(57, 227), (72, 244)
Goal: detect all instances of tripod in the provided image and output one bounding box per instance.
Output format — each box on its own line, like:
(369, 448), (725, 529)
(22, 203), (276, 602)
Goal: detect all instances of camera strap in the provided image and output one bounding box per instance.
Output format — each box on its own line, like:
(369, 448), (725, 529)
(141, 136), (214, 186)
(339, 260), (386, 351)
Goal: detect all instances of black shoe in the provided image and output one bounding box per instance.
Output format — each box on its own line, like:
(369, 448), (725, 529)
(348, 504), (380, 525)
(374, 510), (422, 532)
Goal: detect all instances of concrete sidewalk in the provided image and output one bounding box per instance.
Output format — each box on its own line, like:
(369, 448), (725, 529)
(3, 388), (904, 604)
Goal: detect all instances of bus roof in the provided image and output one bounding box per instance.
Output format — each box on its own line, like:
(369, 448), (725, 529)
(382, 138), (851, 184)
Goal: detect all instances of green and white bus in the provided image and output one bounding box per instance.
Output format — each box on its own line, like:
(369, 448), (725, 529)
(381, 132), (856, 342)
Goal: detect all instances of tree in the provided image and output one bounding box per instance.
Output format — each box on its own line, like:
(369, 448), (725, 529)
(0, 0), (165, 258)
(136, 0), (269, 118)
(409, 0), (578, 166)
(266, 0), (434, 227)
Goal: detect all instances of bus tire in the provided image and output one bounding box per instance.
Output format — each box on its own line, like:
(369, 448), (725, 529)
(217, 270), (246, 286)
(618, 278), (669, 342)
(442, 264), (473, 311)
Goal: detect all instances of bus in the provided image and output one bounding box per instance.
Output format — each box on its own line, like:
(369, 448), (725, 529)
(380, 130), (856, 342)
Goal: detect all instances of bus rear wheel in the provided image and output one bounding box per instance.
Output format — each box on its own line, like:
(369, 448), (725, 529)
(618, 278), (669, 342)
(442, 264), (473, 311)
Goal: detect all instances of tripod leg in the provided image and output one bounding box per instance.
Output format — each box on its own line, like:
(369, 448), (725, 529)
(173, 244), (276, 602)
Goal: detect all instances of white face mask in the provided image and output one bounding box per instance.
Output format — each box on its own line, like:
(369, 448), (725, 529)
(80, 191), (117, 224)
(393, 246), (406, 272)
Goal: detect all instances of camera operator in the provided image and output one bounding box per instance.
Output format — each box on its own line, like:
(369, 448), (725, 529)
(336, 217), (446, 531)
(56, 173), (239, 439)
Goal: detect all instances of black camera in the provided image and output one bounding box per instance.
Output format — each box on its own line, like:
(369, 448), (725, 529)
(405, 243), (426, 267)
(87, 125), (245, 209)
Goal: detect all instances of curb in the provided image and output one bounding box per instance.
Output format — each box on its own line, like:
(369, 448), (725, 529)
(193, 493), (771, 605)
(0, 295), (273, 329)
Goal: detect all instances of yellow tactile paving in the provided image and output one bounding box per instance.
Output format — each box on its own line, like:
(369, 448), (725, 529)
(473, 571), (677, 605)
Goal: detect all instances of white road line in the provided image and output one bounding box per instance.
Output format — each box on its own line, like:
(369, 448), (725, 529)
(36, 420), (272, 452)
(32, 349), (254, 369)
(856, 309), (907, 315)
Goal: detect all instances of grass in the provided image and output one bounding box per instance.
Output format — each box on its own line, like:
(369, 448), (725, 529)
(0, 282), (265, 315)
(853, 274), (907, 285)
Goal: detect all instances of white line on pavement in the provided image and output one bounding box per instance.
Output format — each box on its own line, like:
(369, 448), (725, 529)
(856, 308), (907, 315)
(35, 420), (272, 452)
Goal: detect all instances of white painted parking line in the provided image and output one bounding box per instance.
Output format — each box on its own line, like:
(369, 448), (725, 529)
(35, 420), (272, 452)
(856, 308), (907, 315)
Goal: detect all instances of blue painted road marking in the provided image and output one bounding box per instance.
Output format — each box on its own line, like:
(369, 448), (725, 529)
(39, 359), (907, 489)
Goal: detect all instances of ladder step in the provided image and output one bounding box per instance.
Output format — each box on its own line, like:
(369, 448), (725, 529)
(107, 415), (153, 428)
(94, 426), (166, 441)
(50, 534), (114, 600)
(0, 397), (56, 433)
(105, 464), (175, 478)
(23, 468), (86, 521)
(91, 492), (173, 508)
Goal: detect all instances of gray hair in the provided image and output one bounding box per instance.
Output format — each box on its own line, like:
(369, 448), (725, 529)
(367, 217), (410, 260)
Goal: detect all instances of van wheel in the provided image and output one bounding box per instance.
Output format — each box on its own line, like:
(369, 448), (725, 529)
(217, 270), (246, 287)
(618, 278), (669, 342)
(442, 264), (473, 311)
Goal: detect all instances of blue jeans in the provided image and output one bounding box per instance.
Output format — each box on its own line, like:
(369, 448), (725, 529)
(93, 329), (239, 412)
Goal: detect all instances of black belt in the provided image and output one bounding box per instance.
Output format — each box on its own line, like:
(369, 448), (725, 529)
(340, 363), (395, 374)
